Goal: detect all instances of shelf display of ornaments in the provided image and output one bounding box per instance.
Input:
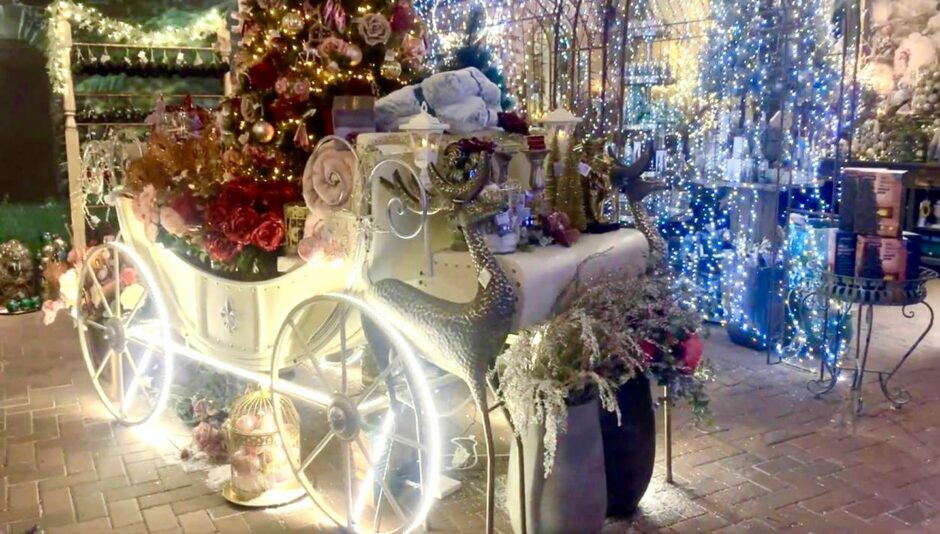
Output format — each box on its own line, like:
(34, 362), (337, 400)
(70, 46), (230, 78)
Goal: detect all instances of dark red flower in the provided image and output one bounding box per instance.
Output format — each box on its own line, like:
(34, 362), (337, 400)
(223, 206), (260, 245)
(677, 333), (704, 374)
(457, 137), (497, 154)
(390, 1), (414, 33)
(269, 98), (298, 121)
(206, 201), (230, 231)
(261, 181), (300, 213)
(498, 112), (530, 135)
(219, 178), (261, 207)
(168, 193), (202, 225)
(248, 55), (278, 90)
(640, 339), (659, 364)
(252, 212), (286, 252)
(206, 232), (243, 263)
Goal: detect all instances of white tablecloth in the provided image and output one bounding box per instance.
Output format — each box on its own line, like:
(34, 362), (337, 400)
(418, 229), (649, 330)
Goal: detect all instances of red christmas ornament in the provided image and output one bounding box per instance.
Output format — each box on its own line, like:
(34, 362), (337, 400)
(390, 1), (414, 33)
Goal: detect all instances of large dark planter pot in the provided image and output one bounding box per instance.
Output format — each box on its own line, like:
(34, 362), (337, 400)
(599, 374), (655, 517)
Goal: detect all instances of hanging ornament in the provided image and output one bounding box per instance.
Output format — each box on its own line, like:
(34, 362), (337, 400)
(251, 121), (276, 144)
(240, 94), (264, 123)
(380, 50), (401, 80)
(345, 43), (363, 67)
(281, 12), (305, 36)
(294, 121), (311, 151)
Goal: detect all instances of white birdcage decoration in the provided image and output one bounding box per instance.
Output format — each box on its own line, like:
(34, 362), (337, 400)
(223, 388), (304, 506)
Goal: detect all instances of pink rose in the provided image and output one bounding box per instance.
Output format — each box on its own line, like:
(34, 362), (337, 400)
(318, 37), (347, 59)
(640, 339), (659, 364)
(678, 334), (704, 374)
(160, 206), (187, 236)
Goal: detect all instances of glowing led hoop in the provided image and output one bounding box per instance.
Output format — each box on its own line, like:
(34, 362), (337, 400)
(270, 293), (442, 534)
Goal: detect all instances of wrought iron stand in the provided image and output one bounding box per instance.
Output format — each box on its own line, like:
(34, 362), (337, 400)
(806, 269), (936, 414)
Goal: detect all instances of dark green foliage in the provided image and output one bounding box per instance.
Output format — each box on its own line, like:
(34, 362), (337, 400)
(0, 201), (68, 251)
(443, 5), (512, 111)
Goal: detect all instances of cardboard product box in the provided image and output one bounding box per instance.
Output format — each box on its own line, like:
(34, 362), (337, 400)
(827, 230), (857, 276)
(843, 167), (906, 237)
(856, 235), (908, 281)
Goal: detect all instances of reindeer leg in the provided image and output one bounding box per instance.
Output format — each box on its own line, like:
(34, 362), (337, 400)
(479, 397), (496, 534)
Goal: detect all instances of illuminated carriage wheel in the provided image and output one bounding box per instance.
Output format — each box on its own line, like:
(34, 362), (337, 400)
(271, 293), (441, 534)
(76, 242), (173, 426)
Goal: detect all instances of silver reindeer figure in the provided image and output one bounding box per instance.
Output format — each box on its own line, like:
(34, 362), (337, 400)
(607, 141), (668, 259)
(366, 157), (516, 534)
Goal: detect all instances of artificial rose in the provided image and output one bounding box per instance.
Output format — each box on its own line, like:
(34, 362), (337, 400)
(131, 184), (160, 242)
(457, 137), (497, 154)
(224, 206), (261, 245)
(292, 79), (311, 102)
(206, 201), (231, 231)
(303, 146), (356, 208)
(677, 333), (704, 374)
(261, 181), (300, 213)
(160, 206), (188, 237)
(639, 339), (659, 364)
(355, 14), (391, 46)
(318, 37), (347, 59)
(389, 1), (414, 33)
(220, 178), (261, 207)
(401, 34), (428, 63)
(206, 232), (243, 263)
(252, 212), (286, 252)
(170, 193), (202, 225)
(498, 112), (530, 135)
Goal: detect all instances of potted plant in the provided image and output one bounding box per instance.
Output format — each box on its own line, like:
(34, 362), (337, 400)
(493, 307), (631, 534)
(571, 271), (711, 516)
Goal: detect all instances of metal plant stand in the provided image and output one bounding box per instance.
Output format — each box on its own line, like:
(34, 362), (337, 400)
(806, 268), (936, 414)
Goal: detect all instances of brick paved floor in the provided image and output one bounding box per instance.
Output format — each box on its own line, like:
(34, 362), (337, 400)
(1, 281), (938, 533)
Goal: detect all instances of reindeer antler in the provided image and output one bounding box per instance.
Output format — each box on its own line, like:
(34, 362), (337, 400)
(428, 149), (492, 204)
(607, 140), (654, 190)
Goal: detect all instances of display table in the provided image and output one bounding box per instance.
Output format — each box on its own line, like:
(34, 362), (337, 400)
(418, 230), (649, 330)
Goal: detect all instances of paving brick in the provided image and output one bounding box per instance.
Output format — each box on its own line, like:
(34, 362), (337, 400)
(38, 486), (73, 517)
(891, 500), (940, 525)
(64, 451), (95, 475)
(8, 482), (39, 511)
(95, 455), (126, 479)
(212, 514), (251, 534)
(72, 491), (106, 522)
(109, 498), (143, 528)
(178, 510), (216, 533)
(127, 459), (159, 484)
(143, 504), (179, 532)
(170, 493), (229, 516)
(47, 516), (111, 534)
(843, 495), (898, 520)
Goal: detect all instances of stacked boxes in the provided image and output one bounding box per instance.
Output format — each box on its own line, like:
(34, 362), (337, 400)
(830, 168), (919, 280)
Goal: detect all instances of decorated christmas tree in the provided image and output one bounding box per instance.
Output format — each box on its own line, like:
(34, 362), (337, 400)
(221, 0), (430, 183)
(442, 5), (512, 111)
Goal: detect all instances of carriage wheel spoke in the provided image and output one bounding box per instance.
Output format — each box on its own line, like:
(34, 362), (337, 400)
(121, 348), (156, 414)
(89, 271), (113, 318)
(344, 442), (354, 528)
(123, 290), (147, 328)
(93, 350), (115, 381)
(114, 251), (122, 316)
(360, 438), (409, 524)
(125, 335), (164, 355)
(354, 358), (398, 408)
(83, 319), (107, 332)
(300, 431), (335, 472)
(340, 320), (348, 395)
(287, 321), (334, 393)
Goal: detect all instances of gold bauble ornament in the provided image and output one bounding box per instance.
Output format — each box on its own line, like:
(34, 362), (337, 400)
(380, 52), (402, 80)
(251, 121), (276, 144)
(281, 12), (305, 36)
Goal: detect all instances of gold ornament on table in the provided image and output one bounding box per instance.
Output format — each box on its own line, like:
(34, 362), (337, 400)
(579, 138), (619, 231)
(0, 240), (35, 308)
(223, 388), (305, 507)
(553, 139), (588, 231)
(251, 121), (276, 144)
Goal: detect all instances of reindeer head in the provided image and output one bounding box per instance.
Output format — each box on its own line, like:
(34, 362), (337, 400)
(606, 140), (667, 203)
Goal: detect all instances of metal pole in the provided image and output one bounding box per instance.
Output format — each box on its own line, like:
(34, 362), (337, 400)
(663, 385), (673, 484)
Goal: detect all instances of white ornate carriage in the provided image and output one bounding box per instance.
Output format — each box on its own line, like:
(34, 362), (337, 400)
(73, 130), (650, 533)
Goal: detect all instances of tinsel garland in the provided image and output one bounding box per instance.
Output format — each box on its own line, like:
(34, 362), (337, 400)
(45, 0), (225, 94)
